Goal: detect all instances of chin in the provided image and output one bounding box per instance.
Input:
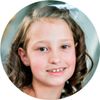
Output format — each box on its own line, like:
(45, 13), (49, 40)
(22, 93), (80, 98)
(47, 79), (66, 87)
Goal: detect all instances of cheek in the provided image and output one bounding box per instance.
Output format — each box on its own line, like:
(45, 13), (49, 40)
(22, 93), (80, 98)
(62, 51), (76, 79)
(68, 53), (76, 65)
(28, 54), (47, 73)
(62, 50), (76, 68)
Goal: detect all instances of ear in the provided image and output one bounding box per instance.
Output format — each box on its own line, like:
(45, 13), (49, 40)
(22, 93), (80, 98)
(18, 48), (30, 66)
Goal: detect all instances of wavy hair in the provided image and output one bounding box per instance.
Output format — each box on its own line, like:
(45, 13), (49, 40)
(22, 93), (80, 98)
(6, 5), (93, 98)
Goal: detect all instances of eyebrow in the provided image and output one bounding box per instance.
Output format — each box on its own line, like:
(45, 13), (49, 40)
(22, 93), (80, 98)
(59, 39), (74, 42)
(32, 39), (74, 45)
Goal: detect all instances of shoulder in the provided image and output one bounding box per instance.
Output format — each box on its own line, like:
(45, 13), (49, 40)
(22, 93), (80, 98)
(22, 86), (35, 97)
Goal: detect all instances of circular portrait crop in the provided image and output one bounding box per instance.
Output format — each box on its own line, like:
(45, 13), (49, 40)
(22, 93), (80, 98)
(0, 0), (100, 100)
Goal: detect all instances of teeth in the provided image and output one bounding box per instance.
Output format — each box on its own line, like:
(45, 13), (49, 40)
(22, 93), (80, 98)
(48, 68), (65, 72)
(52, 70), (56, 72)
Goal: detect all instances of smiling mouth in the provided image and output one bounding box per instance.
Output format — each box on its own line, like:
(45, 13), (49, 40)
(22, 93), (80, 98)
(46, 67), (66, 73)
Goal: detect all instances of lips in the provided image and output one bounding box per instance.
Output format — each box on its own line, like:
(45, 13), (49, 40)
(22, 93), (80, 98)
(46, 67), (66, 73)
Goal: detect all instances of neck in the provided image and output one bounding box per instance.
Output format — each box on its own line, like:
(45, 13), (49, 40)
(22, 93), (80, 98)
(32, 79), (64, 100)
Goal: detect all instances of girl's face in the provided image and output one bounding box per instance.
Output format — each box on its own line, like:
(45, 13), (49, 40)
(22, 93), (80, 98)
(19, 18), (76, 86)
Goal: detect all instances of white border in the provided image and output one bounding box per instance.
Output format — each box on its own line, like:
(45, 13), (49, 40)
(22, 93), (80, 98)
(0, 0), (100, 100)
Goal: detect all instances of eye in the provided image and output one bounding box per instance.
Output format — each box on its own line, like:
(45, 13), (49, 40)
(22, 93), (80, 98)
(38, 47), (48, 52)
(61, 45), (70, 49)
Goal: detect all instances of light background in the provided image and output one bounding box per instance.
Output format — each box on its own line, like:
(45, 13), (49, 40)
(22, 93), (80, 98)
(0, 0), (100, 100)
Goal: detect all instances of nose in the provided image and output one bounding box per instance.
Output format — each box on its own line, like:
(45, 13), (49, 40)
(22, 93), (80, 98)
(48, 52), (61, 64)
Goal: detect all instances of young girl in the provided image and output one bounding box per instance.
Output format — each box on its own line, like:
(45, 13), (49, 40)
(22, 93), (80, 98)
(6, 5), (93, 99)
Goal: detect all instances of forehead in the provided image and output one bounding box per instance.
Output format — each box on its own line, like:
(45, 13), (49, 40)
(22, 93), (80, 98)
(26, 18), (73, 41)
